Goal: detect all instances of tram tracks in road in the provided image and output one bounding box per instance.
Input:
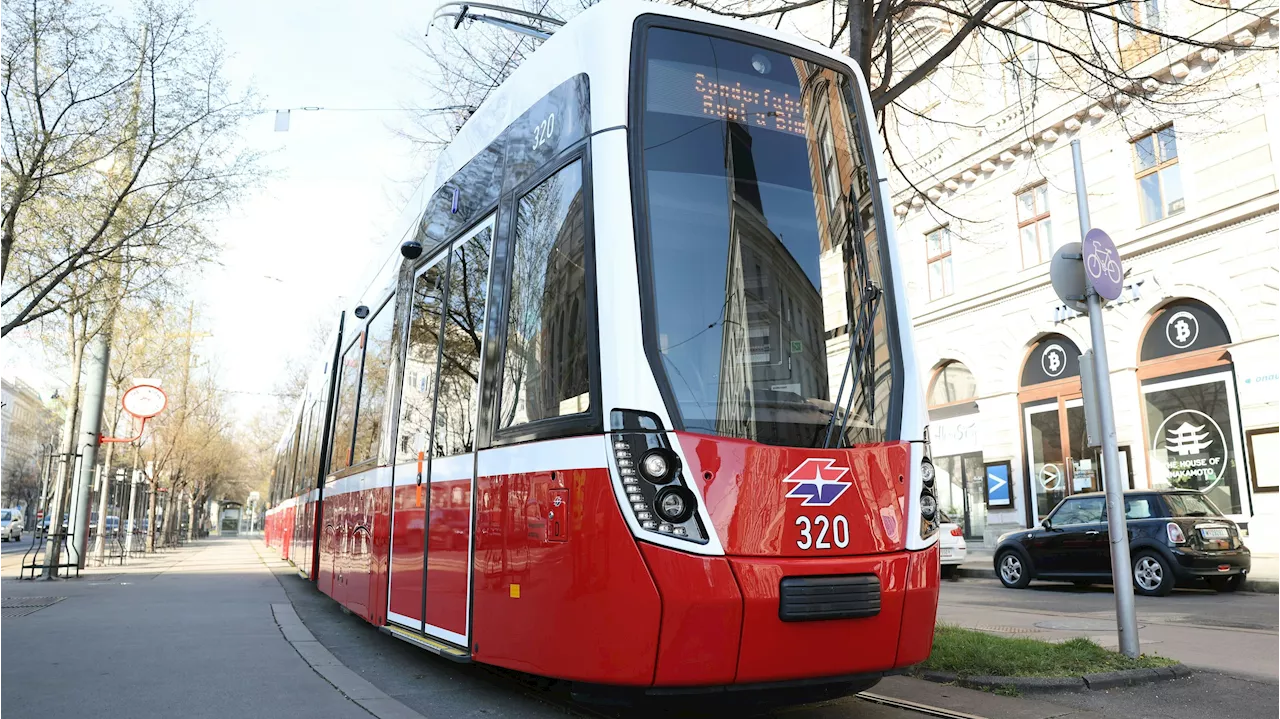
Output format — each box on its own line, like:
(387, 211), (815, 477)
(855, 691), (990, 719)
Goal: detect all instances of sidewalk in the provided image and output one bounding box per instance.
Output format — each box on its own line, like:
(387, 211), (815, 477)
(937, 578), (1280, 681)
(0, 538), (373, 719)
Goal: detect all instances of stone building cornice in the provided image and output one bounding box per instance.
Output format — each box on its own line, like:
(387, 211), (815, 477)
(892, 9), (1279, 217)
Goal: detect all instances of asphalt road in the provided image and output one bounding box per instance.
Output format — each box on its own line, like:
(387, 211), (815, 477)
(276, 566), (1277, 719)
(938, 575), (1279, 632)
(275, 564), (1125, 719)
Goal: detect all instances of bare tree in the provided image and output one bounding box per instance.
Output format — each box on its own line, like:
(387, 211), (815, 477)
(1, 0), (262, 335)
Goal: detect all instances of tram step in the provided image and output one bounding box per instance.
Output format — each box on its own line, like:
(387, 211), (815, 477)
(380, 623), (472, 663)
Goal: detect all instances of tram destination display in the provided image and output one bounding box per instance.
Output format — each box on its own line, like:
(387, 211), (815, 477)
(646, 58), (808, 136)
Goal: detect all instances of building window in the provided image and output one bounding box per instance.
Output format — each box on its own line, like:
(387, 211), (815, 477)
(1133, 126), (1184, 225)
(928, 361), (978, 407)
(926, 227), (954, 300)
(1016, 183), (1053, 267)
(1118, 0), (1161, 44)
(1248, 428), (1279, 493)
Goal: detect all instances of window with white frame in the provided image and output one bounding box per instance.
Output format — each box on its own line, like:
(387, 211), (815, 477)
(1016, 183), (1054, 267)
(1133, 125), (1184, 224)
(926, 227), (954, 300)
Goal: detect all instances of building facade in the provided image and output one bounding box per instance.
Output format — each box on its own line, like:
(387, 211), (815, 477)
(881, 6), (1279, 548)
(1, 377), (60, 517)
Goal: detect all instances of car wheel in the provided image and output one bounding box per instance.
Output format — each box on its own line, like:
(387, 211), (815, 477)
(1207, 575), (1244, 593)
(1133, 551), (1174, 596)
(997, 551), (1031, 589)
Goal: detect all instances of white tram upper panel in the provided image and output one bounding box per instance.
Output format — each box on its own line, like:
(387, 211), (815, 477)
(375, 0), (888, 280)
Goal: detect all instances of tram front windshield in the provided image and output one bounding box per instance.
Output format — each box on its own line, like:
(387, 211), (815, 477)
(635, 27), (896, 449)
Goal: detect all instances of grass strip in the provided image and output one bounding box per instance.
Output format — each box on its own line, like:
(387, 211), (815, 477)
(920, 625), (1177, 678)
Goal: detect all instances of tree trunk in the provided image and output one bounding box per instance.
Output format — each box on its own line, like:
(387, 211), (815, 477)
(43, 321), (87, 573)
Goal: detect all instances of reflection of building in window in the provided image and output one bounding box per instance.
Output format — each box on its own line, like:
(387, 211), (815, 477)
(1133, 126), (1184, 225)
(717, 122), (829, 442)
(804, 72), (888, 446)
(500, 161), (589, 429)
(396, 266), (445, 463)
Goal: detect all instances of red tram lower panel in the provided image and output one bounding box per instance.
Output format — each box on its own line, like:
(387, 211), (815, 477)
(471, 464), (663, 685)
(279, 434), (940, 693)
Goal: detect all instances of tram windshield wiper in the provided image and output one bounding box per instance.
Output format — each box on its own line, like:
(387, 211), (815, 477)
(822, 188), (882, 450)
(821, 284), (881, 449)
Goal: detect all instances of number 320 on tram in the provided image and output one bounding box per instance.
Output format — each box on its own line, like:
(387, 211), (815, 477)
(266, 0), (941, 703)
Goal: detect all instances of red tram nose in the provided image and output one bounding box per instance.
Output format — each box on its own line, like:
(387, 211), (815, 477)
(634, 433), (939, 686)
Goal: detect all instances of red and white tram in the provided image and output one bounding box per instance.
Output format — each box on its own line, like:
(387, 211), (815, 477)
(265, 0), (940, 701)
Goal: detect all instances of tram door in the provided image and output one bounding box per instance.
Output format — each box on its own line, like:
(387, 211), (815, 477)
(388, 217), (494, 647)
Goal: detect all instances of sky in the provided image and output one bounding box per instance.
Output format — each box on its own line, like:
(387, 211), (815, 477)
(5, 0), (444, 422)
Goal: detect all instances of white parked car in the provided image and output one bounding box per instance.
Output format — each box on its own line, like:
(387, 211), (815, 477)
(1, 508), (25, 542)
(937, 511), (966, 578)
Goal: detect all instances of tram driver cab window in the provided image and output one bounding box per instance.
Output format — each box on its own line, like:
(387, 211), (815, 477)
(498, 159), (590, 430)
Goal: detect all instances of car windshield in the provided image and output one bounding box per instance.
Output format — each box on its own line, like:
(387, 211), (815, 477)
(635, 27), (895, 449)
(1165, 493), (1222, 517)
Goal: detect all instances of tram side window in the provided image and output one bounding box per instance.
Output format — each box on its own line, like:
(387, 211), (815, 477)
(396, 266), (446, 463)
(498, 160), (589, 430)
(329, 337), (362, 472)
(352, 299), (394, 465)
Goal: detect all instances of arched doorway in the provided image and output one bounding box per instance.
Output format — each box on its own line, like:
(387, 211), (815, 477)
(1018, 334), (1125, 523)
(1138, 298), (1250, 521)
(927, 361), (984, 539)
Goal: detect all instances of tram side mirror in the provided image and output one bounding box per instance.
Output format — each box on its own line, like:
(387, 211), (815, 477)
(401, 238), (423, 260)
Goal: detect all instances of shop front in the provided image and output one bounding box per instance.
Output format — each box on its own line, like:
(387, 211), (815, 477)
(1138, 299), (1252, 525)
(927, 362), (986, 539)
(1018, 334), (1134, 524)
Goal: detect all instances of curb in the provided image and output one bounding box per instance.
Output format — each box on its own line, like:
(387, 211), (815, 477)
(952, 566), (1279, 594)
(915, 663), (1193, 692)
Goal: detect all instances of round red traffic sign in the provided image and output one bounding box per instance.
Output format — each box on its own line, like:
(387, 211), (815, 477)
(121, 384), (167, 419)
(1082, 228), (1123, 300)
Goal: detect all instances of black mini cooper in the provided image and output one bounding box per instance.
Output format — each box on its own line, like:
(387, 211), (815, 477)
(993, 489), (1251, 596)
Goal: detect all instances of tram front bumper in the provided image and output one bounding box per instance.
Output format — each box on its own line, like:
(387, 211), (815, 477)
(639, 543), (940, 687)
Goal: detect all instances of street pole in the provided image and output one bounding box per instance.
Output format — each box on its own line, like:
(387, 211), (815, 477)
(1071, 139), (1140, 658)
(69, 332), (111, 569)
(124, 445), (141, 555)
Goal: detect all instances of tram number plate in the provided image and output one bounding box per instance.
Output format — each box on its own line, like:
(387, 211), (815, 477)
(795, 515), (850, 550)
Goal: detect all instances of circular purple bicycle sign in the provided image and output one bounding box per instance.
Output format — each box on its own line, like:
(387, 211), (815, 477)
(1082, 228), (1123, 300)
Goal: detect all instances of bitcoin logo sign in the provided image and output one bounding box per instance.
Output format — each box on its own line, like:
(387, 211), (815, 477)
(1041, 344), (1067, 378)
(1165, 311), (1199, 349)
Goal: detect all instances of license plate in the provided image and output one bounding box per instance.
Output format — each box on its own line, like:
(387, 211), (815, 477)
(1200, 527), (1230, 539)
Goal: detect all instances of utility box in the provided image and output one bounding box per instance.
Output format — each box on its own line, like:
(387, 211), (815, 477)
(1080, 350), (1102, 448)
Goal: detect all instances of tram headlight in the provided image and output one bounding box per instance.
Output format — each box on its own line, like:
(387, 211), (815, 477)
(654, 486), (695, 524)
(639, 448), (678, 484)
(919, 492), (938, 521)
(920, 459), (936, 487)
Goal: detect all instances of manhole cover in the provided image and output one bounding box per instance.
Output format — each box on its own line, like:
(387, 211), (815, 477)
(970, 624), (1042, 634)
(1035, 618), (1146, 632)
(1, 596), (65, 618)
